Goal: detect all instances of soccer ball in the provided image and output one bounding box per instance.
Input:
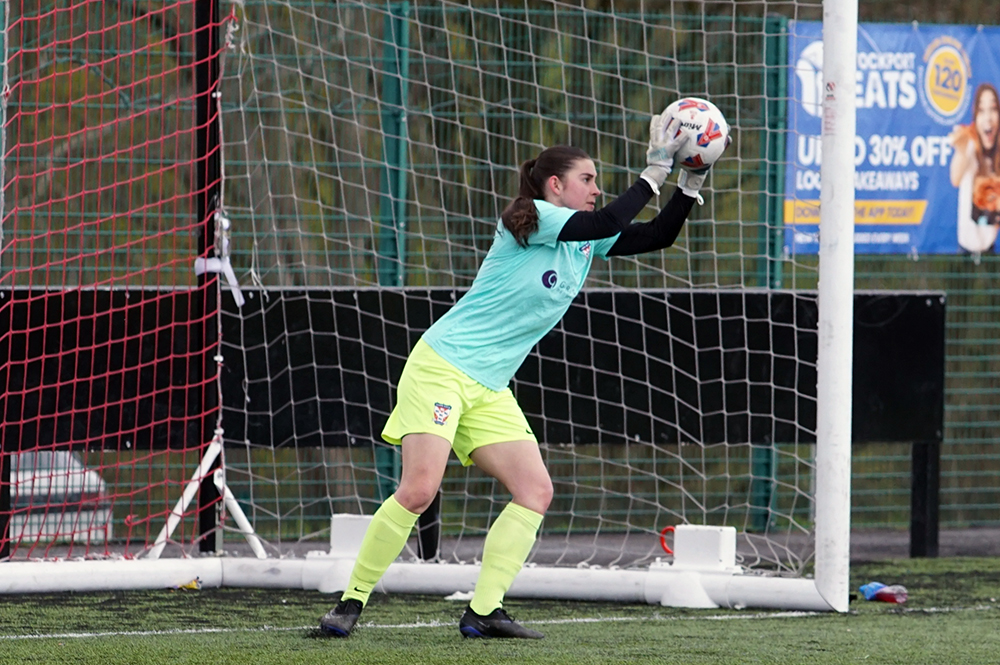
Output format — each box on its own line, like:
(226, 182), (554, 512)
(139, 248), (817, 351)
(663, 97), (731, 173)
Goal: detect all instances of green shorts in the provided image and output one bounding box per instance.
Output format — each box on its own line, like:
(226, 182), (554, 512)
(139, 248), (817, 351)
(381, 339), (537, 466)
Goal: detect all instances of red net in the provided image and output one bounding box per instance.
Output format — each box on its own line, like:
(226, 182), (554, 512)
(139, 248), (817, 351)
(0, 1), (224, 559)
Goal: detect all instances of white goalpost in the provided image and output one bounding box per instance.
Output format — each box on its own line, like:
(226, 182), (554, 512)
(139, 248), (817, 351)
(0, 0), (856, 612)
(812, 0), (857, 613)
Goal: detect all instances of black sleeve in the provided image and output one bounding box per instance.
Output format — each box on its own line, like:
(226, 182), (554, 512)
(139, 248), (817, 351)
(556, 178), (655, 242)
(605, 188), (696, 256)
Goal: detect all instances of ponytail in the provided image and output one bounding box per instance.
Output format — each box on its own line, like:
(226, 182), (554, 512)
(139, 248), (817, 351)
(500, 146), (590, 247)
(501, 158), (543, 247)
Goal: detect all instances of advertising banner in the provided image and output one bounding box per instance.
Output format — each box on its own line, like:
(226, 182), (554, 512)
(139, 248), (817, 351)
(785, 22), (1000, 255)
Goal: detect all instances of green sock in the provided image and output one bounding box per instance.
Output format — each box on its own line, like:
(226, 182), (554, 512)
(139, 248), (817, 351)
(341, 495), (419, 606)
(469, 502), (544, 616)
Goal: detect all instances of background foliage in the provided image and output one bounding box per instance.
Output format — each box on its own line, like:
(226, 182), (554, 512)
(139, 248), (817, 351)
(2, 0), (998, 544)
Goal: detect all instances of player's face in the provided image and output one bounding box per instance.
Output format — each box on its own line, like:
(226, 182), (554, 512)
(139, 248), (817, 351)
(975, 90), (999, 151)
(552, 159), (601, 211)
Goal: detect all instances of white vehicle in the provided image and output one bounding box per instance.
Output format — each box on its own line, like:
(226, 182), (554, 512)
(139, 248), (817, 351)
(11, 451), (113, 544)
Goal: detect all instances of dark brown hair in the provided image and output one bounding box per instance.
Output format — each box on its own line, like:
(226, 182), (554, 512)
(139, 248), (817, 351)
(972, 83), (1000, 176)
(500, 145), (591, 247)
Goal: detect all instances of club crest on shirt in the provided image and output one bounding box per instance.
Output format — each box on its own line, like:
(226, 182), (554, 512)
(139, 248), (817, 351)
(432, 402), (453, 426)
(579, 241), (591, 258)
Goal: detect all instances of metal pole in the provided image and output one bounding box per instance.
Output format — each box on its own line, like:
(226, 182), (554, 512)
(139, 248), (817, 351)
(750, 15), (788, 532)
(759, 14), (788, 290)
(195, 0), (223, 554)
(0, 0), (11, 562)
(376, 2), (410, 290)
(910, 441), (941, 558)
(375, 3), (410, 503)
(0, 450), (9, 559)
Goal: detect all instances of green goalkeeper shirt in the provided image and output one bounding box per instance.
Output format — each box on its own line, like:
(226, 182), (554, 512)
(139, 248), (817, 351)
(421, 199), (619, 391)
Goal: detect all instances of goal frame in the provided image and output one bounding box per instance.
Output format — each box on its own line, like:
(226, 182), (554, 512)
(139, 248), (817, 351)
(0, 0), (856, 613)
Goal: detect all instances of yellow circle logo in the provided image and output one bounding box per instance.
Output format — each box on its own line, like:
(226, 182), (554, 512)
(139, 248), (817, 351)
(921, 37), (970, 122)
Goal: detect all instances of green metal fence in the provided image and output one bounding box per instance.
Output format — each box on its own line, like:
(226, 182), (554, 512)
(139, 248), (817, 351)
(6, 1), (1000, 545)
(216, 2), (1000, 537)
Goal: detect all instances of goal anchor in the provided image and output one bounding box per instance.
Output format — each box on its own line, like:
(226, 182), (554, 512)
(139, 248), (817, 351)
(145, 435), (266, 560)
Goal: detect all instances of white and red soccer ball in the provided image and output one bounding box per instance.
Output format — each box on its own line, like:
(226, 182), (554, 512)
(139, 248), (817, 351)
(664, 97), (731, 174)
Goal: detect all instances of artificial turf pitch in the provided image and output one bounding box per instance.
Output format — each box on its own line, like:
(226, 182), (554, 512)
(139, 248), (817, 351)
(0, 557), (998, 664)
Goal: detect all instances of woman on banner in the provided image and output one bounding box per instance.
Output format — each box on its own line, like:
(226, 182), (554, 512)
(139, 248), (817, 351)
(950, 82), (1000, 254)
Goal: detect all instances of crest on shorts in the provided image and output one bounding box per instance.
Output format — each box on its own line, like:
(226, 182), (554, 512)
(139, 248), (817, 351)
(432, 402), (453, 426)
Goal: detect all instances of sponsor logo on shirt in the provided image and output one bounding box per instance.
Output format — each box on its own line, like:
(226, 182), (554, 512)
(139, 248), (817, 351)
(432, 402), (453, 426)
(579, 241), (592, 258)
(541, 270), (558, 288)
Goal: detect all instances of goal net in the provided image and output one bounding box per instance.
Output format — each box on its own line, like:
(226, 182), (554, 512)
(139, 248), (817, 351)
(0, 0), (219, 559)
(1, 0), (853, 610)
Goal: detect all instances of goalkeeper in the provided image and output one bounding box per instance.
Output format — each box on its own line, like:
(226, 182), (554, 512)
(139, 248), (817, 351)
(320, 110), (718, 639)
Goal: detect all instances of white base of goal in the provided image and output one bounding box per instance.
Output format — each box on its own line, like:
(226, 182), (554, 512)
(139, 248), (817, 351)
(0, 557), (835, 611)
(0, 523), (838, 611)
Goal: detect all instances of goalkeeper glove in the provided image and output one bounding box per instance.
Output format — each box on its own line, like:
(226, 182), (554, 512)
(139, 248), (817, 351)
(678, 133), (731, 204)
(641, 115), (686, 195)
(677, 169), (708, 204)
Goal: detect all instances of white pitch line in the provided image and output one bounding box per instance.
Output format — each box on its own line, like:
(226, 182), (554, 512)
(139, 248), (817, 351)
(0, 626), (309, 641)
(0, 605), (994, 641)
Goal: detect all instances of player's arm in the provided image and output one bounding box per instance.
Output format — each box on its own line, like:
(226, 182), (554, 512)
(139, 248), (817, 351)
(604, 187), (696, 256)
(557, 179), (655, 241)
(558, 113), (686, 242)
